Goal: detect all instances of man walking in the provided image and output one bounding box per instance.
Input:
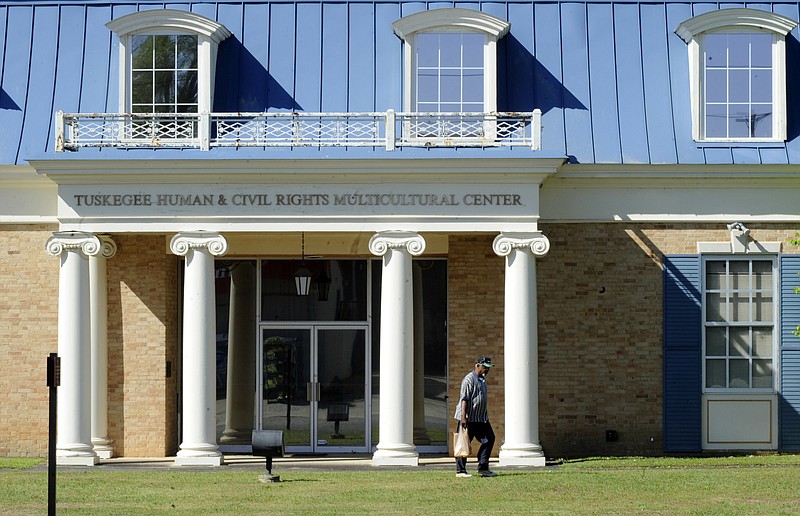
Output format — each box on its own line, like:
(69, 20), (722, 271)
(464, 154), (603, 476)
(454, 355), (497, 477)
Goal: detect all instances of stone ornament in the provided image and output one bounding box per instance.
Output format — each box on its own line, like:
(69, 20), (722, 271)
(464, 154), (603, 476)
(170, 232), (228, 257)
(368, 231), (426, 257)
(492, 232), (551, 257)
(45, 232), (102, 257)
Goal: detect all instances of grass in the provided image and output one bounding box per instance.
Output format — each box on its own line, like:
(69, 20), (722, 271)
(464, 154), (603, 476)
(2, 456), (800, 514)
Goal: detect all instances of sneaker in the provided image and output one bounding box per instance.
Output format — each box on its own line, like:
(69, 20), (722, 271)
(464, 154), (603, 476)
(478, 470), (497, 477)
(456, 472), (472, 478)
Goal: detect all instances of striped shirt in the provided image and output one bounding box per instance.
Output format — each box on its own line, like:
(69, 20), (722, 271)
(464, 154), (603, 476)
(453, 371), (489, 423)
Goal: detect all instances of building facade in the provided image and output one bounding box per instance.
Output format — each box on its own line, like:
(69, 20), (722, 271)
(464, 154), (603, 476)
(1, 0), (800, 465)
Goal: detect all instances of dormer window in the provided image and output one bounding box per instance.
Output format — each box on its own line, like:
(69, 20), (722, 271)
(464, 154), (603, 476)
(106, 9), (231, 141)
(392, 9), (509, 141)
(676, 8), (797, 142)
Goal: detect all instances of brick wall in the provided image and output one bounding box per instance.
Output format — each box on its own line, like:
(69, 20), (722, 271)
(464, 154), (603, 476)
(449, 225), (800, 459)
(0, 225), (59, 457)
(107, 234), (178, 457)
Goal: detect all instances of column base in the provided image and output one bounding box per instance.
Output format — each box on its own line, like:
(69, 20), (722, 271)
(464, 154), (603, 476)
(57, 446), (99, 466)
(220, 429), (253, 444)
(174, 454), (225, 466)
(499, 445), (546, 468)
(372, 444), (419, 466)
(92, 437), (114, 459)
(175, 443), (224, 466)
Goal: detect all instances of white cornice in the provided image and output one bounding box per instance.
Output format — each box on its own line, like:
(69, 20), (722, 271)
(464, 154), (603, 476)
(106, 9), (232, 43)
(392, 8), (510, 39)
(29, 158), (565, 185)
(676, 8), (797, 43)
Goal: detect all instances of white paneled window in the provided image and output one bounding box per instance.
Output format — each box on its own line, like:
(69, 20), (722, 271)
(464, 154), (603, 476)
(703, 258), (776, 392)
(130, 34), (199, 115)
(107, 9), (230, 140)
(392, 8), (509, 140)
(676, 8), (796, 142)
(415, 32), (485, 113)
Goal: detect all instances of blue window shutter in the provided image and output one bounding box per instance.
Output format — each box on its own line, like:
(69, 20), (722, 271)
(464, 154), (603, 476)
(780, 255), (800, 450)
(663, 255), (702, 452)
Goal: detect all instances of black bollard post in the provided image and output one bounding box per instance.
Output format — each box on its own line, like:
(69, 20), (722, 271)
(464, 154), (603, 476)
(46, 353), (60, 516)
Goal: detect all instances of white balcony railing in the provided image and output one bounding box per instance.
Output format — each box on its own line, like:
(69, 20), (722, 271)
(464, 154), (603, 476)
(55, 110), (542, 152)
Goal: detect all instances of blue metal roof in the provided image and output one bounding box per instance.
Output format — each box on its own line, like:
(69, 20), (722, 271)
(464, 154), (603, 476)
(3, 0), (800, 165)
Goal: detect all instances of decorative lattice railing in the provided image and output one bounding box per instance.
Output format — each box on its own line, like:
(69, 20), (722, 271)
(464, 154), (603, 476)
(55, 110), (542, 152)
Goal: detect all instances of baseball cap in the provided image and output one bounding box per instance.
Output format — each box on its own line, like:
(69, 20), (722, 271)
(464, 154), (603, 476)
(476, 355), (493, 368)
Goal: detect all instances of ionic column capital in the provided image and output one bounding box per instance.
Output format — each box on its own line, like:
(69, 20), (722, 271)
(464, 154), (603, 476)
(46, 232), (102, 258)
(170, 232), (228, 257)
(368, 231), (426, 257)
(97, 236), (118, 259)
(493, 232), (550, 258)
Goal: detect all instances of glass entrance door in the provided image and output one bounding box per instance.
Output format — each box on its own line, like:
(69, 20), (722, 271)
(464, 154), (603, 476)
(260, 325), (369, 453)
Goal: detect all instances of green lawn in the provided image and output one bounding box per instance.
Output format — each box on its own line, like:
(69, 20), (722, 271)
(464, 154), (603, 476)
(2, 456), (800, 514)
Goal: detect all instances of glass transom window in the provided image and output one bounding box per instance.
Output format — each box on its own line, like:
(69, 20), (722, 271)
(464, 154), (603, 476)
(131, 34), (198, 114)
(703, 258), (776, 391)
(415, 32), (484, 113)
(703, 32), (773, 139)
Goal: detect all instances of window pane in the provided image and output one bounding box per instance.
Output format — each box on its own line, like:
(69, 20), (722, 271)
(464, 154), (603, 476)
(706, 359), (726, 388)
(706, 104), (728, 137)
(753, 261), (773, 289)
(462, 33), (484, 67)
(752, 359), (773, 388)
(131, 35), (153, 69)
(131, 71), (153, 104)
(751, 70), (771, 103)
(416, 33), (439, 68)
(706, 292), (725, 322)
(705, 34), (728, 67)
(753, 291), (773, 322)
(154, 35), (176, 69)
(753, 329), (772, 357)
(729, 327), (749, 357)
(440, 70), (461, 103)
(706, 261), (726, 289)
(752, 104), (773, 138)
(706, 327), (726, 356)
(729, 261), (749, 290)
(706, 69), (727, 103)
(176, 35), (198, 69)
(728, 103), (751, 138)
(154, 70), (175, 104)
(417, 73), (438, 106)
(731, 292), (749, 322)
(177, 71), (198, 104)
(728, 69), (749, 103)
(728, 34), (750, 67)
(463, 73), (483, 103)
(751, 34), (773, 68)
(728, 359), (750, 388)
(439, 33), (462, 67)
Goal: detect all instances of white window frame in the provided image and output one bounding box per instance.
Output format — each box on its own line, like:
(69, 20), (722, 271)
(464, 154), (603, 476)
(700, 255), (778, 395)
(107, 9), (231, 117)
(675, 8), (796, 142)
(392, 8), (509, 116)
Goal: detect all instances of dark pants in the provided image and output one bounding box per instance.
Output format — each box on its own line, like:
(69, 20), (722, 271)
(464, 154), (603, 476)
(455, 421), (495, 473)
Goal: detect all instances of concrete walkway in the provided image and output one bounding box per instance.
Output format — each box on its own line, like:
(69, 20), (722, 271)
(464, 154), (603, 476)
(42, 454), (510, 473)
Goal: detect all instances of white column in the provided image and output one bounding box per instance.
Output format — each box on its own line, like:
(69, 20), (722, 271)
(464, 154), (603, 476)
(221, 261), (257, 444)
(46, 232), (102, 466)
(90, 236), (117, 459)
(412, 262), (430, 445)
(171, 232), (228, 466)
(369, 231), (425, 466)
(493, 232), (550, 467)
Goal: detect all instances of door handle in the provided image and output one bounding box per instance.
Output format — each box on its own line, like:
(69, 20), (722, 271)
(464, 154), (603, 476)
(307, 382), (321, 402)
